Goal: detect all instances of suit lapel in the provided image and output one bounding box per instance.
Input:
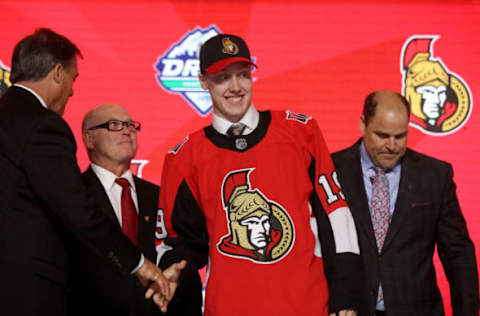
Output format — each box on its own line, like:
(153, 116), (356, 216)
(339, 143), (378, 250)
(134, 176), (157, 261)
(382, 150), (416, 252)
(82, 166), (119, 225)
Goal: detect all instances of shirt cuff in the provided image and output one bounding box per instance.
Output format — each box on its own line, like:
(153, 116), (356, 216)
(131, 253), (145, 274)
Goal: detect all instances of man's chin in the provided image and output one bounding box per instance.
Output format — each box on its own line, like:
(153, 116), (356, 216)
(379, 160), (398, 169)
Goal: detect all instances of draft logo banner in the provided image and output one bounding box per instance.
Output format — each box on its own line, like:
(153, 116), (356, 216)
(401, 36), (472, 136)
(154, 25), (221, 116)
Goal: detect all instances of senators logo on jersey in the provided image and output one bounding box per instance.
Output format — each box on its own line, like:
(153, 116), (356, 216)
(401, 36), (472, 136)
(218, 168), (294, 263)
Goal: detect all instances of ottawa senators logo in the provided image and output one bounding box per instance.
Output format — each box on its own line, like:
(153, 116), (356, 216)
(217, 168), (294, 263)
(0, 60), (12, 97)
(221, 37), (239, 55)
(401, 36), (472, 135)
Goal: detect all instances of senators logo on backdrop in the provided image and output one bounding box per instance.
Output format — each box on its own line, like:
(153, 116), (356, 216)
(0, 60), (11, 97)
(401, 36), (472, 135)
(218, 168), (294, 263)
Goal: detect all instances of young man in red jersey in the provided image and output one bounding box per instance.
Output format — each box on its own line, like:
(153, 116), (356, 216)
(156, 34), (361, 316)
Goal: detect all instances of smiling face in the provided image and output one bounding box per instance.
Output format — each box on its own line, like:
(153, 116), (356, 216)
(360, 91), (409, 169)
(83, 103), (137, 175)
(199, 61), (252, 123)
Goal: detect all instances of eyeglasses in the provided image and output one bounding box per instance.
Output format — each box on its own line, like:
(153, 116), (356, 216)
(87, 120), (141, 132)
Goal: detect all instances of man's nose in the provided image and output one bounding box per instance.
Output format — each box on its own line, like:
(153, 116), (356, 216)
(385, 137), (396, 151)
(230, 76), (241, 91)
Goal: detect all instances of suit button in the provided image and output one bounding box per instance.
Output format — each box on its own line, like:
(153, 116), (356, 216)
(370, 290), (376, 297)
(378, 255), (383, 263)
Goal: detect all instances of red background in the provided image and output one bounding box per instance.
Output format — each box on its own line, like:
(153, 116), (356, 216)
(1, 1), (479, 314)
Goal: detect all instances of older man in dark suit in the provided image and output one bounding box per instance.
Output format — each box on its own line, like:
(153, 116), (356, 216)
(332, 90), (479, 316)
(0, 28), (172, 316)
(67, 103), (202, 316)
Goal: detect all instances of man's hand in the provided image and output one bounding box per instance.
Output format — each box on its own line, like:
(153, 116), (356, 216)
(135, 258), (170, 312)
(162, 260), (187, 300)
(329, 310), (357, 316)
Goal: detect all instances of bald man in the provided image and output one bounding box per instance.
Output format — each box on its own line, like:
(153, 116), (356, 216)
(332, 90), (478, 316)
(67, 104), (202, 316)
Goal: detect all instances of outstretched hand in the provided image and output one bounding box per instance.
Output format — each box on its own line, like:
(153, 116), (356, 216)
(163, 260), (187, 301)
(135, 258), (170, 312)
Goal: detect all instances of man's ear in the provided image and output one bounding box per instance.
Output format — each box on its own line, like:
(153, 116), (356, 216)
(359, 115), (366, 134)
(198, 73), (208, 90)
(51, 63), (64, 84)
(83, 130), (94, 151)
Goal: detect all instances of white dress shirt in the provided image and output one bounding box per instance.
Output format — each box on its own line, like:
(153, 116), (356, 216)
(90, 163), (139, 225)
(212, 104), (260, 135)
(14, 84), (48, 108)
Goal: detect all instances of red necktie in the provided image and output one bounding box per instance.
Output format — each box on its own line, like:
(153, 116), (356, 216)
(115, 177), (138, 245)
(371, 167), (390, 302)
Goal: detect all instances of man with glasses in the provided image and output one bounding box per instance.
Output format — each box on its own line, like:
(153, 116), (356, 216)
(67, 103), (202, 316)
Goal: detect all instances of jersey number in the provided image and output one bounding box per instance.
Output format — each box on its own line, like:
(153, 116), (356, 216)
(155, 209), (168, 240)
(318, 171), (345, 205)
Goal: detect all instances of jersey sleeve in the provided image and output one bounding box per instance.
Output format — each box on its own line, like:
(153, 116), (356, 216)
(307, 118), (359, 255)
(155, 138), (209, 270)
(305, 117), (362, 313)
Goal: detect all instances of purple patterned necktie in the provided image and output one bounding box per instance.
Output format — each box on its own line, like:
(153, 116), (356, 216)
(371, 167), (390, 302)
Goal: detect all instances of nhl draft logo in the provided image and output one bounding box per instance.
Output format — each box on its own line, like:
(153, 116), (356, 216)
(218, 168), (294, 263)
(401, 36), (472, 135)
(0, 60), (11, 97)
(153, 25), (221, 116)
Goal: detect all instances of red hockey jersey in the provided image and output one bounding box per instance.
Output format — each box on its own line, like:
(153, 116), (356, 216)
(157, 110), (359, 316)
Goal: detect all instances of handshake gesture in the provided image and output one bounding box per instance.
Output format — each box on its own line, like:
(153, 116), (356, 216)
(135, 258), (187, 312)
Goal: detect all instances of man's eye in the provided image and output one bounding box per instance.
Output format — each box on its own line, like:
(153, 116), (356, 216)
(110, 121), (122, 128)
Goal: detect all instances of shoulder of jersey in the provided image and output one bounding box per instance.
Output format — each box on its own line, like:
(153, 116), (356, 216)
(271, 109), (316, 131)
(167, 128), (206, 156)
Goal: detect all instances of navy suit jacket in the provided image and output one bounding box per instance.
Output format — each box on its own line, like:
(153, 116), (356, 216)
(332, 139), (479, 316)
(67, 166), (203, 316)
(0, 86), (140, 316)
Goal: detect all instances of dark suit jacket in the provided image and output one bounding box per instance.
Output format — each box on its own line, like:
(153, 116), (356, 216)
(332, 139), (479, 316)
(67, 166), (203, 316)
(0, 86), (140, 316)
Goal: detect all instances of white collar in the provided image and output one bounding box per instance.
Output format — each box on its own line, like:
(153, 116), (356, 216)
(13, 84), (48, 109)
(212, 104), (259, 135)
(90, 163), (136, 193)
